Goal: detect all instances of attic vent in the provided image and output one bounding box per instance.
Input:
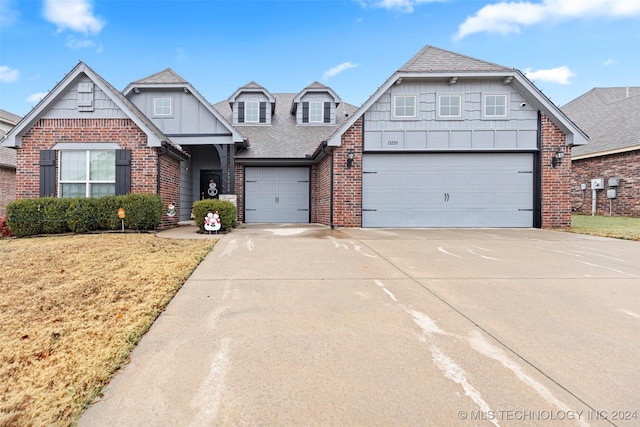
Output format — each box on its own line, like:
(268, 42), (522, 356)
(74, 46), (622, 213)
(77, 82), (94, 112)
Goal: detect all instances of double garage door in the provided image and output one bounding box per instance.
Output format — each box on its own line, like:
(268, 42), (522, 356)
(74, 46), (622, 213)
(362, 153), (534, 228)
(245, 167), (310, 223)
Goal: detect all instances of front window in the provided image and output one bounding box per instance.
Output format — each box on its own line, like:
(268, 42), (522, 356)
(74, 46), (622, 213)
(59, 150), (115, 198)
(245, 101), (259, 123)
(309, 102), (323, 123)
(394, 96), (416, 118)
(485, 94), (507, 117)
(439, 95), (461, 117)
(154, 98), (172, 116)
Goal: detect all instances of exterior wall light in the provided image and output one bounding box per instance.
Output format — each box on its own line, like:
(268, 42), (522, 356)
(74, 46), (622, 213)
(347, 149), (355, 168)
(552, 146), (565, 168)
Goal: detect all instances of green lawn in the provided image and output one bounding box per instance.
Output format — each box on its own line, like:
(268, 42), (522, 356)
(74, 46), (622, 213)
(570, 215), (640, 241)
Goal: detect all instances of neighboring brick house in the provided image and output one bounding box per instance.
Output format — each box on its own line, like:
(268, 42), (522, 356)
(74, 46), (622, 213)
(562, 87), (640, 217)
(2, 45), (589, 230)
(0, 109), (21, 216)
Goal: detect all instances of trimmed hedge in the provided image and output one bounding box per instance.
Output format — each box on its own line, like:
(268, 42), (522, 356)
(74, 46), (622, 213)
(192, 199), (237, 232)
(6, 194), (163, 237)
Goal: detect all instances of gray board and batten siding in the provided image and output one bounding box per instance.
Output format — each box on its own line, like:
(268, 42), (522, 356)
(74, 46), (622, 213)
(244, 167), (310, 223)
(127, 89), (235, 145)
(364, 80), (538, 152)
(361, 78), (538, 228)
(43, 76), (128, 119)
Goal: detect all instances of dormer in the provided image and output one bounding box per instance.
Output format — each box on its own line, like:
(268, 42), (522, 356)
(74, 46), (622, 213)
(228, 82), (276, 125)
(291, 82), (342, 125)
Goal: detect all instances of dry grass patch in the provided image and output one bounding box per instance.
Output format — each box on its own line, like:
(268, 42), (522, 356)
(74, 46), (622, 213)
(0, 234), (215, 426)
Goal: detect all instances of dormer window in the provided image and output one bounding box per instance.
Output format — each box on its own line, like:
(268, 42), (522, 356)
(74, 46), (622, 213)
(309, 102), (324, 123)
(245, 101), (259, 123)
(301, 101), (331, 124)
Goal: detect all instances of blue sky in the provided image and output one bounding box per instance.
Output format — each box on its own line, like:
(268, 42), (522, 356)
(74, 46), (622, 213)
(1, 0), (639, 117)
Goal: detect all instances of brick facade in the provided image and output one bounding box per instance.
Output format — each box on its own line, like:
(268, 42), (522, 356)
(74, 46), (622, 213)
(571, 150), (640, 217)
(310, 153), (332, 225)
(329, 118), (363, 228)
(540, 114), (572, 229)
(16, 118), (182, 229)
(0, 166), (15, 217)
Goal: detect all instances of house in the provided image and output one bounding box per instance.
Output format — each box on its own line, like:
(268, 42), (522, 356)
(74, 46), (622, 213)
(0, 109), (21, 216)
(562, 87), (640, 217)
(224, 45), (588, 229)
(2, 45), (588, 230)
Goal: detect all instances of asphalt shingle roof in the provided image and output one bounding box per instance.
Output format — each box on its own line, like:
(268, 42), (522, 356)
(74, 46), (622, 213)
(400, 45), (511, 72)
(130, 68), (187, 84)
(214, 93), (357, 159)
(0, 109), (21, 125)
(562, 87), (640, 157)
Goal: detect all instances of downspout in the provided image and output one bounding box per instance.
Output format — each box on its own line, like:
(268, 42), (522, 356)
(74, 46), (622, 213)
(157, 141), (170, 195)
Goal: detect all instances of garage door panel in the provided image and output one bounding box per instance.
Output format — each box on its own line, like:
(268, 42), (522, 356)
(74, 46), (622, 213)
(362, 153), (533, 228)
(245, 167), (309, 223)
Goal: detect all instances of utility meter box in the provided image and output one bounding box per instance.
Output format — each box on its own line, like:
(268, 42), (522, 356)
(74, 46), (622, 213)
(607, 189), (617, 199)
(591, 178), (605, 190)
(608, 177), (620, 187)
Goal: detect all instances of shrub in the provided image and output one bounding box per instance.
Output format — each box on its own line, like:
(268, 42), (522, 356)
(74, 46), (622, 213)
(192, 199), (237, 232)
(5, 194), (164, 237)
(118, 194), (163, 231)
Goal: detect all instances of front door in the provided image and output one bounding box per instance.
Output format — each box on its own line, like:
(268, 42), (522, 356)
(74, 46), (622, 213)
(200, 170), (222, 200)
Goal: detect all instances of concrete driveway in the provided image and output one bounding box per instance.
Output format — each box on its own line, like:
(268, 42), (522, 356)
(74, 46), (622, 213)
(81, 226), (639, 426)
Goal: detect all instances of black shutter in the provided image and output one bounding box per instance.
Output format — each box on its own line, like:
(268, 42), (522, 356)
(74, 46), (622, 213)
(39, 150), (56, 197)
(259, 102), (266, 123)
(238, 102), (245, 123)
(302, 102), (309, 123)
(115, 149), (131, 195)
(324, 102), (331, 123)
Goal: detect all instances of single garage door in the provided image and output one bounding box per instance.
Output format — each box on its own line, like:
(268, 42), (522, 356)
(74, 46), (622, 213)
(362, 153), (534, 228)
(245, 167), (310, 223)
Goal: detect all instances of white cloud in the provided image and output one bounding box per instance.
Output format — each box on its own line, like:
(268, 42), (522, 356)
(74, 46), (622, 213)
(456, 0), (640, 39)
(524, 66), (575, 84)
(66, 37), (95, 49)
(358, 0), (445, 13)
(43, 0), (105, 35)
(0, 0), (19, 26)
(603, 58), (617, 66)
(27, 92), (49, 103)
(323, 62), (358, 80)
(0, 65), (20, 83)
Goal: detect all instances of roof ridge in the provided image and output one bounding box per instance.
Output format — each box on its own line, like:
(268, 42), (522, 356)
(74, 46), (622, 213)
(400, 44), (510, 72)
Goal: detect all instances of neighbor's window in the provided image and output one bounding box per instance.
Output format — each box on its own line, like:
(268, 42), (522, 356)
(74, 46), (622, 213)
(484, 94), (507, 117)
(59, 150), (116, 198)
(309, 102), (323, 123)
(245, 101), (259, 123)
(439, 95), (461, 117)
(154, 98), (172, 116)
(394, 96), (416, 118)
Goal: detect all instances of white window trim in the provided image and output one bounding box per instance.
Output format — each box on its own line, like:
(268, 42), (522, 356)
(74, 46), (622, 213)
(483, 94), (509, 119)
(58, 150), (116, 198)
(309, 101), (324, 123)
(245, 101), (259, 123)
(437, 94), (463, 119)
(392, 95), (417, 119)
(153, 97), (172, 117)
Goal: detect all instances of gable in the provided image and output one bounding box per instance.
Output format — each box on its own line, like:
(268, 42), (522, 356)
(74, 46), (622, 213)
(43, 75), (128, 119)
